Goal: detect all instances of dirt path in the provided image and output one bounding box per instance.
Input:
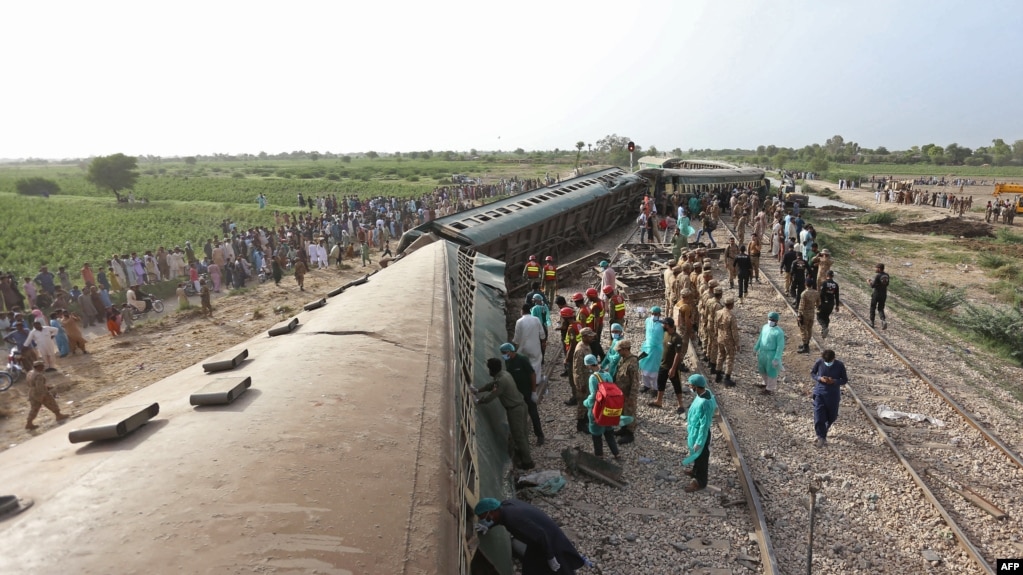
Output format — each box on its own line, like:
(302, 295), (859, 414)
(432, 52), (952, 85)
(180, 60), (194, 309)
(0, 262), (373, 449)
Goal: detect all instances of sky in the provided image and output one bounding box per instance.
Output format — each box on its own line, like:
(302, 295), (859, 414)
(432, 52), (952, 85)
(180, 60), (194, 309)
(2, 0), (1022, 159)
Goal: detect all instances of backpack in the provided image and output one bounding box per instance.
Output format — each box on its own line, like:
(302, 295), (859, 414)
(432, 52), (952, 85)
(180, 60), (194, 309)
(592, 373), (624, 427)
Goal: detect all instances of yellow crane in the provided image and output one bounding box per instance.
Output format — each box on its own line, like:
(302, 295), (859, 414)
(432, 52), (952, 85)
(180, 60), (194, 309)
(992, 183), (1023, 214)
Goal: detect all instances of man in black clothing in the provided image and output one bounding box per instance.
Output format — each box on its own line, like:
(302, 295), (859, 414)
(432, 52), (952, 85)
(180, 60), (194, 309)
(780, 245), (798, 295)
(818, 270), (841, 338)
(790, 253), (808, 307)
(474, 498), (588, 574)
(733, 245), (753, 299)
(868, 263), (890, 329)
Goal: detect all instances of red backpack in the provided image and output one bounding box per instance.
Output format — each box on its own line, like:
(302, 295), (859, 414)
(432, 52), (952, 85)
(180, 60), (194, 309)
(592, 373), (624, 427)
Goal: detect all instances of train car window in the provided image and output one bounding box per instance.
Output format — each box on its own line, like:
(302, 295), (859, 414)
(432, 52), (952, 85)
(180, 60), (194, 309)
(497, 207), (512, 214)
(486, 211), (500, 218)
(476, 215), (491, 222)
(451, 222), (469, 230)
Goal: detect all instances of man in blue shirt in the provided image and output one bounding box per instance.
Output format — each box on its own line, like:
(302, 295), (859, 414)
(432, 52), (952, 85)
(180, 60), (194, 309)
(810, 349), (848, 447)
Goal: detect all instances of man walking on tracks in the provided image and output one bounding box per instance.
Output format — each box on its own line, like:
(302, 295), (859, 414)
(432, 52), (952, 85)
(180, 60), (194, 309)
(541, 256), (558, 303)
(754, 311), (786, 395)
(682, 373), (717, 493)
(868, 263), (890, 330)
(810, 349), (848, 447)
(818, 270), (841, 338)
(714, 296), (739, 386)
(796, 278), (820, 354)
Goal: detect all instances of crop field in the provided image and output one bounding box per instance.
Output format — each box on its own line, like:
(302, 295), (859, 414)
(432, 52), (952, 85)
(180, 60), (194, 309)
(784, 161), (1023, 180)
(0, 156), (570, 282)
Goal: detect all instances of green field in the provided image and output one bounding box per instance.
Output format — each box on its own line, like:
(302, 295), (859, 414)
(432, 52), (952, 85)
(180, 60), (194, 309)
(783, 161), (1023, 180)
(0, 156), (571, 283)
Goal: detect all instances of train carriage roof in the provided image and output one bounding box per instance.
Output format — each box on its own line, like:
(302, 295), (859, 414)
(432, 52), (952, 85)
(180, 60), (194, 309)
(428, 168), (647, 246)
(637, 166), (765, 185)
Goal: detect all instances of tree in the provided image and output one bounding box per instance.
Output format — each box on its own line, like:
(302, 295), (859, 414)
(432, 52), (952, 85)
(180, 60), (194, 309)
(184, 156), (197, 165)
(765, 145), (778, 157)
(365, 151), (379, 159)
(514, 148), (526, 155)
(945, 143), (971, 165)
(671, 148), (683, 157)
(575, 141), (585, 169)
(875, 146), (889, 156)
(86, 153), (139, 199)
(341, 155), (352, 163)
(1013, 140), (1023, 163)
(810, 151), (829, 174)
(992, 138), (1012, 165)
(15, 177), (60, 197)
(772, 150), (790, 169)
(825, 135), (845, 158)
(309, 151), (320, 161)
(647, 145), (659, 156)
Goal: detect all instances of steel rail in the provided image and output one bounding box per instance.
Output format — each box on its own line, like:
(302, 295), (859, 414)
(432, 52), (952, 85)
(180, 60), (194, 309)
(717, 213), (996, 574)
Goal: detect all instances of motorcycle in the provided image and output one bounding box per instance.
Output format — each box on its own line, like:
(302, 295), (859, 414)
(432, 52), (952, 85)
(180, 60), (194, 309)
(130, 297), (166, 321)
(1, 347), (27, 391)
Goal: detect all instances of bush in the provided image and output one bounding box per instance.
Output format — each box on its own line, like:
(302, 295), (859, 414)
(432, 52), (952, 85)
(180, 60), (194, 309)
(15, 177), (60, 197)
(231, 172), (245, 179)
(903, 282), (965, 312)
(978, 252), (1011, 269)
(857, 211), (898, 225)
(958, 302), (1023, 365)
(407, 175), (420, 182)
(995, 228), (1023, 245)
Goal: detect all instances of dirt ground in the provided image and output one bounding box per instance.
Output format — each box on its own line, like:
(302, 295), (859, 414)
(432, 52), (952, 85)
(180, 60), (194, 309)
(0, 263), (371, 450)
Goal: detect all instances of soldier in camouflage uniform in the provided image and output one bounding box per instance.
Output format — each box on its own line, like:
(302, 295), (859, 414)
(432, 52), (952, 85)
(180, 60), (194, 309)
(614, 340), (641, 445)
(714, 296), (739, 386)
(796, 277), (820, 354)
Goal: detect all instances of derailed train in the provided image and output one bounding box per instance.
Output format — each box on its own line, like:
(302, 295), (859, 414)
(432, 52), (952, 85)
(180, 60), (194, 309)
(398, 167), (651, 291)
(0, 162), (764, 575)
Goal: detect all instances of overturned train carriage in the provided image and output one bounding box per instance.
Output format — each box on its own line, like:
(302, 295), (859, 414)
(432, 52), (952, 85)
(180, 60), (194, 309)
(397, 167), (650, 292)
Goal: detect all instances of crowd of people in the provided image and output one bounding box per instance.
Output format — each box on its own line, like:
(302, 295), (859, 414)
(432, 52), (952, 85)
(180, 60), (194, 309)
(472, 183), (868, 573)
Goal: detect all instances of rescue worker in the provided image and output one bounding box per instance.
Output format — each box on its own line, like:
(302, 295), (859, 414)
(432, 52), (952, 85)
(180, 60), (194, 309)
(572, 292), (592, 331)
(600, 323), (625, 379)
(559, 306), (581, 382)
(522, 255), (541, 283)
(473, 498), (588, 575)
(818, 270), (841, 339)
(582, 354), (633, 459)
(649, 317), (687, 413)
(473, 358), (534, 470)
(796, 277), (820, 353)
(604, 285), (627, 330)
(25, 359), (69, 430)
(501, 343), (544, 446)
(682, 373), (717, 493)
(714, 296), (739, 386)
(613, 340), (640, 445)
(530, 293), (551, 358)
(541, 256), (558, 303)
(868, 263), (890, 330)
(639, 307), (664, 395)
(753, 311), (786, 395)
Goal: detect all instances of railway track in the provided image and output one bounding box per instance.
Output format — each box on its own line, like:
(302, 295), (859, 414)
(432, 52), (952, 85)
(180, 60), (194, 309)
(714, 212), (1023, 573)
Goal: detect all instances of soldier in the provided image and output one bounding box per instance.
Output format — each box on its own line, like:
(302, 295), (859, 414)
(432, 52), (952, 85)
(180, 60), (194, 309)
(663, 260), (678, 311)
(573, 328), (598, 432)
(541, 256), (558, 303)
(796, 278), (820, 353)
(473, 358), (534, 470)
(714, 296), (739, 386)
(614, 340), (640, 445)
(522, 254), (541, 283)
(649, 317), (687, 413)
(705, 285), (724, 372)
(723, 237), (740, 289)
(675, 287), (696, 348)
(24, 360), (69, 430)
(200, 279), (213, 317)
(818, 270), (841, 339)
(558, 306), (580, 380)
(735, 211), (748, 246)
(868, 263), (890, 329)
(501, 343), (543, 446)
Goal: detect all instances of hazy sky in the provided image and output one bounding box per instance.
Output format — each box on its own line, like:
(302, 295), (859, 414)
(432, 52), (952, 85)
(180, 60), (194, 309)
(3, 0), (1021, 159)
